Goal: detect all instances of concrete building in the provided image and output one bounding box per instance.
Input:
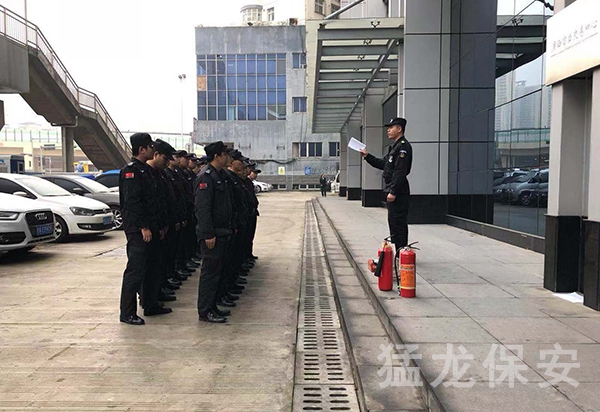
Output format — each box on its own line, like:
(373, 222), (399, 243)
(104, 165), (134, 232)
(194, 20), (341, 189)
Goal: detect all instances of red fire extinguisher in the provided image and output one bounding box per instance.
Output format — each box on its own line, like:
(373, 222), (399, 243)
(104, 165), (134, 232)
(397, 242), (419, 298)
(367, 240), (394, 291)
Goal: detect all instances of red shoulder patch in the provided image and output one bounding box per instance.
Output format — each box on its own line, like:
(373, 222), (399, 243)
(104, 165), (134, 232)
(125, 172), (134, 179)
(198, 182), (208, 189)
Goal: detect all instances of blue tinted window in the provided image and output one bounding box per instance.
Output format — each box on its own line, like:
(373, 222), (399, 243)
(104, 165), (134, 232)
(208, 91), (217, 105)
(218, 106), (227, 120)
(217, 76), (226, 90)
(257, 75), (267, 90)
(226, 61), (236, 74)
(258, 106), (267, 120)
(237, 76), (246, 90)
(247, 60), (257, 74)
(207, 60), (216, 74)
(258, 91), (267, 105)
(218, 91), (226, 105)
(228, 92), (236, 104)
(227, 76), (236, 89)
(217, 61), (226, 74)
(277, 53), (286, 59)
(247, 76), (257, 90)
(208, 107), (217, 120)
(277, 75), (286, 89)
(197, 61), (207, 75)
(237, 60), (246, 74)
(238, 92), (247, 104)
(248, 106), (257, 120)
(267, 54), (276, 59)
(277, 91), (286, 105)
(198, 91), (207, 105)
(267, 60), (276, 74)
(198, 106), (207, 120)
(207, 76), (216, 89)
(257, 54), (266, 59)
(257, 60), (266, 74)
(248, 91), (257, 104)
(238, 107), (246, 120)
(268, 91), (277, 105)
(267, 75), (277, 89)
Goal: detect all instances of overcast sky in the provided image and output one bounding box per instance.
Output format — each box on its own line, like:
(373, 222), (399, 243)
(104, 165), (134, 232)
(1, 0), (249, 133)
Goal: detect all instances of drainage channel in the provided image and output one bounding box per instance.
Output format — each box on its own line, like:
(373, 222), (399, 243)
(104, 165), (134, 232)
(292, 202), (360, 412)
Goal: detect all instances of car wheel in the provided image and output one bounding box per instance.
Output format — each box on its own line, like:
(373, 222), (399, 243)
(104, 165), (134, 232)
(111, 206), (123, 230)
(519, 193), (532, 207)
(255, 185), (262, 193)
(54, 216), (69, 243)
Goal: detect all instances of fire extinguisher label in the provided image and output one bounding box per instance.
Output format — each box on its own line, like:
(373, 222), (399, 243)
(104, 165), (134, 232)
(400, 264), (416, 289)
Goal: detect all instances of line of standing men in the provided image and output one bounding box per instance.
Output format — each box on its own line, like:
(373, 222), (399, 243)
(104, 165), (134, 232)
(118, 134), (261, 325)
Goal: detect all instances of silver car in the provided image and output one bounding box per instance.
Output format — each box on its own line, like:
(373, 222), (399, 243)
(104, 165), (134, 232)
(41, 175), (122, 229)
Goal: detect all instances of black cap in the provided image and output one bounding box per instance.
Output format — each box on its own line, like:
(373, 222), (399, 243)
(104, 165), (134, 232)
(243, 160), (256, 168)
(253, 169), (262, 174)
(205, 141), (229, 158)
(130, 132), (154, 148)
(173, 149), (187, 157)
(184, 152), (196, 159)
(197, 155), (207, 164)
(384, 117), (407, 129)
(231, 150), (249, 162)
(153, 139), (176, 160)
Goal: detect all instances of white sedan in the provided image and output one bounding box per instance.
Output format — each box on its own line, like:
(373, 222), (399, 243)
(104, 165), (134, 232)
(0, 193), (56, 254)
(0, 173), (114, 242)
(253, 181), (272, 193)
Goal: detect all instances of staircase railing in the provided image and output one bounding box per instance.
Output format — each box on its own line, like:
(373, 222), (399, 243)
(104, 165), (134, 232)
(0, 5), (131, 155)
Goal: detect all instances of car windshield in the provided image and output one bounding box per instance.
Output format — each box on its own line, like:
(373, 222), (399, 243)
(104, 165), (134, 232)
(14, 176), (71, 196)
(71, 177), (111, 193)
(515, 172), (537, 183)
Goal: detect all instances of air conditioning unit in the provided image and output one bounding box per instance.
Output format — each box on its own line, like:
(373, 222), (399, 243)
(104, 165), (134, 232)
(289, 17), (298, 25)
(301, 63), (307, 69)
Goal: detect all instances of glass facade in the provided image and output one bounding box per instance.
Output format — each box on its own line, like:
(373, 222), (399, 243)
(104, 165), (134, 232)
(451, 0), (553, 237)
(197, 54), (287, 121)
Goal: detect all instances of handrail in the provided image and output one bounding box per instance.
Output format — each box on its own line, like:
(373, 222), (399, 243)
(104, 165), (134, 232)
(0, 5), (131, 154)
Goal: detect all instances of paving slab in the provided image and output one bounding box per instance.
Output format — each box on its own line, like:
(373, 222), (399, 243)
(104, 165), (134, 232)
(0, 192), (313, 411)
(316, 196), (600, 412)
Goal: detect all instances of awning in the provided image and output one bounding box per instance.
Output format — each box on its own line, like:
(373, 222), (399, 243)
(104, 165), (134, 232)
(306, 18), (405, 134)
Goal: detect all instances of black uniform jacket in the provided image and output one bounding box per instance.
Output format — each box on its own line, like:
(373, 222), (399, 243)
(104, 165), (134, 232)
(119, 157), (160, 234)
(365, 137), (413, 196)
(195, 164), (233, 240)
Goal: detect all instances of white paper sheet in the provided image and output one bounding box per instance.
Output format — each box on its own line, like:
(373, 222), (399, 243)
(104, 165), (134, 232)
(552, 292), (584, 304)
(348, 137), (366, 152)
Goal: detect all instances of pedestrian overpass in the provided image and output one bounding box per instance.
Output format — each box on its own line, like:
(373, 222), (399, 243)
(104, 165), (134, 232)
(0, 5), (130, 171)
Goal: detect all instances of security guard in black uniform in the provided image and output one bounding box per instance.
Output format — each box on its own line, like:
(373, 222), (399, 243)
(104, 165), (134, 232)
(360, 117), (413, 251)
(241, 161), (259, 262)
(247, 166), (261, 260)
(195, 141), (234, 323)
(119, 133), (171, 326)
(172, 150), (196, 277)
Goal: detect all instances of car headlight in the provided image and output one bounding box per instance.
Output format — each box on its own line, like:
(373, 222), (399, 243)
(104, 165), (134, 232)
(0, 211), (19, 220)
(70, 207), (95, 216)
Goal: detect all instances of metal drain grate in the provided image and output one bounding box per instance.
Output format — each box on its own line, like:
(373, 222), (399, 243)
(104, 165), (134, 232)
(293, 202), (359, 412)
(293, 385), (360, 411)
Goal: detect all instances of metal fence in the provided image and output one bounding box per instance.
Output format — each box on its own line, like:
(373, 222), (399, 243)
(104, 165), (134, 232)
(0, 5), (130, 153)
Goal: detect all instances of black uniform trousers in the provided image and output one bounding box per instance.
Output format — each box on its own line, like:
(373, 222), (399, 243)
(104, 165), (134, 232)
(197, 236), (229, 315)
(120, 231), (161, 317)
(162, 225), (178, 282)
(219, 230), (242, 299)
(248, 215), (257, 258)
(386, 193), (410, 251)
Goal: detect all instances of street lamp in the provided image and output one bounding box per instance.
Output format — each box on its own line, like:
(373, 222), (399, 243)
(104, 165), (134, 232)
(178, 74), (187, 150)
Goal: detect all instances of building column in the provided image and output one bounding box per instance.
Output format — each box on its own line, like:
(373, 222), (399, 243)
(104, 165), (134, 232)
(361, 90), (385, 207)
(544, 78), (590, 294)
(61, 127), (75, 172)
(339, 128), (348, 197)
(583, 67), (600, 309)
(0, 100), (4, 131)
(346, 121), (361, 200)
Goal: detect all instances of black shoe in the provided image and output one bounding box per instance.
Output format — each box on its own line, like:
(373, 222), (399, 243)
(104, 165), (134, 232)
(219, 297), (236, 307)
(175, 274), (189, 281)
(120, 315), (145, 325)
(159, 294), (177, 302)
(214, 306), (231, 316)
(187, 260), (200, 267)
(199, 310), (227, 323)
(191, 257), (202, 265)
(177, 269), (193, 275)
(168, 278), (182, 287)
(144, 306), (173, 316)
(234, 284), (245, 290)
(236, 278), (248, 284)
(251, 255), (258, 260)
(226, 293), (240, 301)
(162, 287), (176, 295)
(229, 288), (243, 295)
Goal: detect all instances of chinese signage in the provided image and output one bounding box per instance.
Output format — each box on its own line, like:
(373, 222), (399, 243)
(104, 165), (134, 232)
(546, 0), (600, 85)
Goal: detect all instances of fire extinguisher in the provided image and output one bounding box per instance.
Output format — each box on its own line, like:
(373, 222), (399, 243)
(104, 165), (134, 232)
(367, 239), (394, 291)
(395, 242), (419, 298)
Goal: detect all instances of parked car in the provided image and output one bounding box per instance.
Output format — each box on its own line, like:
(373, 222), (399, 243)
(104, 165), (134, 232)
(331, 171), (340, 193)
(94, 170), (120, 190)
(0, 193), (56, 255)
(253, 181), (272, 193)
(0, 173), (114, 242)
(41, 175), (122, 229)
(502, 169), (549, 205)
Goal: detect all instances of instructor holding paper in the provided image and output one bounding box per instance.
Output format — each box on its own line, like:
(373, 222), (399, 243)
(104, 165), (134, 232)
(359, 117), (412, 250)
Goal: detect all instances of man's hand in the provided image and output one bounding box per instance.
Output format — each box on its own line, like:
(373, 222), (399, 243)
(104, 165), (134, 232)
(205, 237), (216, 250)
(141, 228), (152, 243)
(359, 148), (368, 158)
(387, 193), (396, 203)
(175, 222), (181, 231)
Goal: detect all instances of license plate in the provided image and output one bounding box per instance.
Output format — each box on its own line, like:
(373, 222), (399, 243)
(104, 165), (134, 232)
(35, 223), (54, 236)
(103, 216), (113, 225)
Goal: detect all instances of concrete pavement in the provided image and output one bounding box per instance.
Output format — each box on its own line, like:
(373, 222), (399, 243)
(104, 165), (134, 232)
(0, 192), (312, 411)
(316, 195), (600, 412)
